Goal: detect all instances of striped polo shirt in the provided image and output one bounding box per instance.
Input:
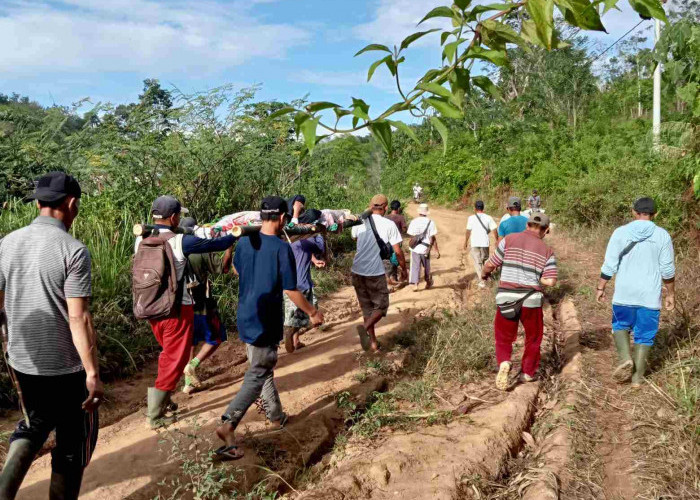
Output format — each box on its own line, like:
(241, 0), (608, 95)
(0, 216), (91, 376)
(487, 230), (557, 308)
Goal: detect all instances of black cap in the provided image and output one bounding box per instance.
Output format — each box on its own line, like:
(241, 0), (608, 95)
(633, 197), (656, 214)
(179, 217), (197, 230)
(151, 195), (187, 219)
(261, 196), (289, 216)
(475, 200), (485, 210)
(25, 171), (81, 203)
(390, 200), (401, 211)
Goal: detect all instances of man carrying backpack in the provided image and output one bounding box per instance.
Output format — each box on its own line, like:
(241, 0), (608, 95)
(407, 203), (439, 292)
(596, 197), (675, 387)
(464, 200), (497, 289)
(133, 196), (236, 429)
(351, 195), (406, 352)
(215, 196), (323, 460)
(0, 172), (101, 500)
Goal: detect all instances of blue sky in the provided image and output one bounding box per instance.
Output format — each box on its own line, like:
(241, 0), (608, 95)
(0, 0), (655, 118)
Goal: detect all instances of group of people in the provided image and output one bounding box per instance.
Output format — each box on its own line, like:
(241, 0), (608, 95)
(0, 171), (676, 499)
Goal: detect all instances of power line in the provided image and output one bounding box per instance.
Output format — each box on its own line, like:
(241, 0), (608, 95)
(590, 20), (647, 62)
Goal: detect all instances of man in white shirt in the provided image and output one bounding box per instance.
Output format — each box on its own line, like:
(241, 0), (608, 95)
(464, 200), (498, 289)
(407, 204), (440, 292)
(351, 195), (407, 352)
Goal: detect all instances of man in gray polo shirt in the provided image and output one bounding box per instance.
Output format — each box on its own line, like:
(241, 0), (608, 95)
(0, 172), (102, 500)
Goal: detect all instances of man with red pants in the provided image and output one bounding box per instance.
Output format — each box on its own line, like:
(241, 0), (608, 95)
(481, 213), (557, 390)
(136, 196), (236, 429)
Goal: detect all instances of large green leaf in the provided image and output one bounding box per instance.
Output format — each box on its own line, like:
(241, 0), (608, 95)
(481, 20), (529, 51)
(464, 46), (509, 66)
(425, 97), (463, 118)
(472, 75), (502, 100)
(369, 121), (393, 155)
(400, 29), (441, 51)
(454, 0), (472, 10)
(420, 68), (443, 83)
(467, 3), (511, 20)
(526, 0), (554, 49)
(555, 0), (606, 31)
(351, 98), (370, 121)
(417, 82), (454, 99)
(449, 67), (470, 108)
(602, 0), (620, 14)
(300, 118), (319, 153)
(387, 120), (419, 143)
(368, 56), (393, 82)
(443, 39), (467, 63)
(294, 112), (311, 130)
(419, 6), (456, 25)
(334, 108), (352, 120)
(430, 116), (449, 155)
(628, 0), (668, 22)
(268, 106), (295, 119)
(354, 44), (392, 57)
(384, 101), (411, 114)
(306, 102), (339, 113)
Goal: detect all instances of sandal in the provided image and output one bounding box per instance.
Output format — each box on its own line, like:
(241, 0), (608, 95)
(294, 341), (306, 350)
(356, 325), (371, 351)
(284, 329), (295, 354)
(214, 445), (244, 461)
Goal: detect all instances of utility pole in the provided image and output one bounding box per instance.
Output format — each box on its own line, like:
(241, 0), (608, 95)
(652, 18), (662, 150)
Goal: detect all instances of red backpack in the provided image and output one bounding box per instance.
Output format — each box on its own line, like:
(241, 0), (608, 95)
(132, 233), (182, 320)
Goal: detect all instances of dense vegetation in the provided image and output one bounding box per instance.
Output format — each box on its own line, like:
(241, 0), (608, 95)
(0, 2), (697, 407)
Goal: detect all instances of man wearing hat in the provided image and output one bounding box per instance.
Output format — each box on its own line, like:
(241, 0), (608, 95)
(136, 196), (237, 429)
(482, 212), (558, 390)
(407, 203), (440, 292)
(178, 217), (233, 395)
(497, 197), (528, 241)
(596, 197), (675, 387)
(0, 172), (102, 498)
(215, 196), (323, 459)
(351, 195), (407, 352)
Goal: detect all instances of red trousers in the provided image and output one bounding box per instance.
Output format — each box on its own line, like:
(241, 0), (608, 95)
(494, 306), (543, 377)
(149, 304), (194, 392)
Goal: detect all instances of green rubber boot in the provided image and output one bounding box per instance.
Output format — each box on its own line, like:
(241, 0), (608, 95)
(147, 388), (177, 430)
(0, 438), (36, 500)
(631, 344), (652, 388)
(612, 330), (634, 383)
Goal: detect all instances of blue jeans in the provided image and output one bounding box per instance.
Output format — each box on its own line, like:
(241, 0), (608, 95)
(612, 305), (660, 346)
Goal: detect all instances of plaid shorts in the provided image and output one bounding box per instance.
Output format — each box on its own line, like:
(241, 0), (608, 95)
(351, 273), (390, 319)
(283, 288), (318, 329)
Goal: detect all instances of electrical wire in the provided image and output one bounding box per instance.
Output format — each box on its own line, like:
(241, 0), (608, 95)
(590, 19), (647, 62)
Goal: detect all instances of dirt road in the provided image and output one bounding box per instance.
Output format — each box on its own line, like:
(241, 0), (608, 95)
(16, 206), (474, 499)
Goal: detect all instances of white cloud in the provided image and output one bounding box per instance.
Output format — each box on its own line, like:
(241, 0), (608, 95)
(0, 0), (311, 75)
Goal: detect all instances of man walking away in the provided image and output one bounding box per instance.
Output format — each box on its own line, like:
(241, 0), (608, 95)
(407, 203), (440, 292)
(596, 197), (675, 387)
(464, 200), (497, 289)
(284, 234), (326, 353)
(497, 197), (528, 241)
(481, 213), (557, 391)
(0, 172), (102, 500)
(413, 183), (423, 203)
(135, 196), (236, 429)
(179, 217), (233, 395)
(351, 195), (407, 352)
(215, 197), (323, 460)
(384, 200), (407, 285)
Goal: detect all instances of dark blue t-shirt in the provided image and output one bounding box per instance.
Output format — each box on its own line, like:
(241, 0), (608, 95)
(498, 215), (528, 237)
(234, 233), (297, 346)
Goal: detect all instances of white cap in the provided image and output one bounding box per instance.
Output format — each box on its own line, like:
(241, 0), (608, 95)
(418, 203), (429, 216)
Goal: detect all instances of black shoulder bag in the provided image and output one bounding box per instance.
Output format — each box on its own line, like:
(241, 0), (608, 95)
(366, 215), (394, 260)
(498, 290), (538, 320)
(475, 214), (490, 233)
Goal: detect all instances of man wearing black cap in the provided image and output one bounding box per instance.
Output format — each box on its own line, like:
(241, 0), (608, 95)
(215, 196), (323, 460)
(0, 172), (102, 499)
(596, 197), (675, 388)
(497, 197), (528, 242)
(136, 196), (237, 429)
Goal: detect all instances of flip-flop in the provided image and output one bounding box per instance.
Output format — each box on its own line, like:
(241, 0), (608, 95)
(294, 342), (306, 350)
(214, 445), (244, 461)
(356, 325), (371, 351)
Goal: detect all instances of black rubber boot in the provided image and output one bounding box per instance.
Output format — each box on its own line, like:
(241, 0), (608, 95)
(0, 438), (36, 500)
(612, 330), (634, 383)
(48, 468), (84, 500)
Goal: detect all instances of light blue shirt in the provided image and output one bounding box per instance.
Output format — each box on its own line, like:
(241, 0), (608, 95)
(601, 220), (675, 310)
(498, 215), (528, 237)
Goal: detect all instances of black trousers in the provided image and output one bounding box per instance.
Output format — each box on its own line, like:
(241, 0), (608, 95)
(10, 370), (98, 473)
